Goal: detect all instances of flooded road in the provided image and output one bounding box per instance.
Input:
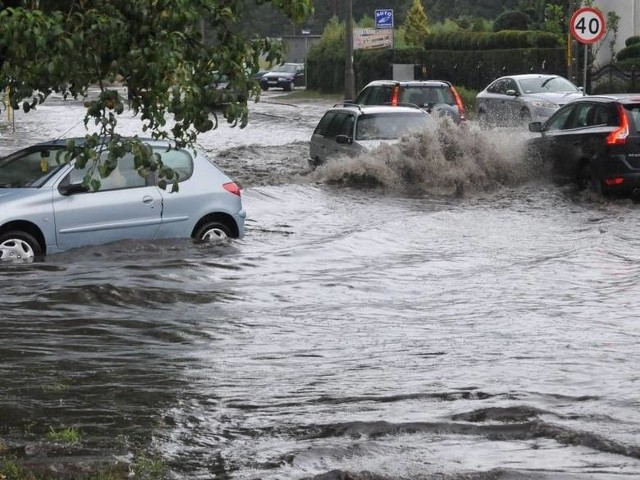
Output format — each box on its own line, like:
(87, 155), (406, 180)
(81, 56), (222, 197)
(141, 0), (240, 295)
(1, 90), (640, 480)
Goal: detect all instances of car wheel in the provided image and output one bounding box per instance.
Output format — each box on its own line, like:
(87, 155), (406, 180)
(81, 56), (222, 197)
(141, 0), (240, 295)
(260, 84), (268, 91)
(194, 221), (232, 243)
(285, 81), (294, 91)
(0, 230), (42, 261)
(578, 163), (603, 194)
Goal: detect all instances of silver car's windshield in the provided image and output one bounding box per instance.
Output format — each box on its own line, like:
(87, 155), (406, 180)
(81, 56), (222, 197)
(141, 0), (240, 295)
(356, 112), (429, 140)
(518, 77), (579, 94)
(0, 146), (68, 188)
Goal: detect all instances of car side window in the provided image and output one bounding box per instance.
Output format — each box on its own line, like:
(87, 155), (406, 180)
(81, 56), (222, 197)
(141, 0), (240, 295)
(314, 111), (337, 136)
(544, 104), (575, 131)
(69, 153), (148, 191)
(325, 112), (352, 140)
(487, 79), (506, 94)
(368, 86), (392, 104)
(155, 148), (193, 182)
(566, 103), (593, 129)
(505, 79), (518, 93)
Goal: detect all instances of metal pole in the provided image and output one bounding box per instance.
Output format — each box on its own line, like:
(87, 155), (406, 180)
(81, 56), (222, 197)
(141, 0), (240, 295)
(583, 43), (588, 95)
(344, 0), (355, 100)
(304, 34), (308, 89)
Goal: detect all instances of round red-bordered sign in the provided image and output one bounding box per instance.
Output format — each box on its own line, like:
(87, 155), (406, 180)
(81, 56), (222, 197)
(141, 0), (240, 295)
(570, 7), (606, 44)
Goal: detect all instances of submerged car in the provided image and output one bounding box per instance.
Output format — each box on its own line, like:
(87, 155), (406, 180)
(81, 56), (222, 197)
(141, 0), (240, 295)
(259, 63), (305, 91)
(0, 138), (246, 260)
(476, 74), (583, 126)
(309, 103), (431, 166)
(527, 94), (640, 198)
(354, 80), (467, 124)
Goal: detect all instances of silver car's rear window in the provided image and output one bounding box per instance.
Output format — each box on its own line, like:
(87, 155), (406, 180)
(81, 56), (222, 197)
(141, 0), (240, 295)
(355, 112), (429, 140)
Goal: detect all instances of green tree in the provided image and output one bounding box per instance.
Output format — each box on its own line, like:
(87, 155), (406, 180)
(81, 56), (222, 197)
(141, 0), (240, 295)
(0, 0), (312, 189)
(404, 0), (430, 47)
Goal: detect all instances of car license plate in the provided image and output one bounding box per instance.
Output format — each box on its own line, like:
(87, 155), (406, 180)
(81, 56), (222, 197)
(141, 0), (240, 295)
(268, 80), (277, 85)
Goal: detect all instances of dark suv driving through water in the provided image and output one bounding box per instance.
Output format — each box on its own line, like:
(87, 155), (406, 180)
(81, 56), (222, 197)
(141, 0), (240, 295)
(527, 94), (640, 198)
(354, 80), (467, 124)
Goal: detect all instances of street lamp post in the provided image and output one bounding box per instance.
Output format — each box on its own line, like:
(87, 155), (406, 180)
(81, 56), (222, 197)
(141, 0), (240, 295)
(344, 0), (355, 99)
(302, 29), (310, 89)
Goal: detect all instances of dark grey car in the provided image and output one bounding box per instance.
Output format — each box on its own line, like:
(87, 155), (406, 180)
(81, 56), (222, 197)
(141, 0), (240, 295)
(354, 80), (467, 124)
(527, 94), (640, 198)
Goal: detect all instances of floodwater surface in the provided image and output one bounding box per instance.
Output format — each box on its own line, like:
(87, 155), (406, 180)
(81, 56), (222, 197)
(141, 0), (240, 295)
(1, 90), (640, 480)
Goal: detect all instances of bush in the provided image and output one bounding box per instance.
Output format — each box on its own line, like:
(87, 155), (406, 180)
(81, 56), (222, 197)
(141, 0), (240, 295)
(616, 43), (640, 62)
(625, 36), (640, 47)
(493, 10), (530, 32)
(455, 86), (478, 115)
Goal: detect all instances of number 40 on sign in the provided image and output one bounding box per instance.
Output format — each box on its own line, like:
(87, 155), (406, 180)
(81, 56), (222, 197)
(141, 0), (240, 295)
(570, 6), (606, 44)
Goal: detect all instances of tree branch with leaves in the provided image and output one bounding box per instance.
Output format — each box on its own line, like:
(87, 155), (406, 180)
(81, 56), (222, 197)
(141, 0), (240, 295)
(0, 0), (313, 189)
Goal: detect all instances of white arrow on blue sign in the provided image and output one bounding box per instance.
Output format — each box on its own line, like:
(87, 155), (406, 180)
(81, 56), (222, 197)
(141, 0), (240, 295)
(375, 9), (394, 29)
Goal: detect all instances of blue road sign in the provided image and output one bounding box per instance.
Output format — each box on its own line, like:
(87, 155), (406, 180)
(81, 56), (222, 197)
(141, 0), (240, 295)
(375, 9), (394, 29)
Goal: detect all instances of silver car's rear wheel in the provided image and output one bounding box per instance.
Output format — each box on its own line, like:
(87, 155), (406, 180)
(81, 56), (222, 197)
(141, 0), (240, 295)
(194, 221), (232, 243)
(0, 231), (42, 261)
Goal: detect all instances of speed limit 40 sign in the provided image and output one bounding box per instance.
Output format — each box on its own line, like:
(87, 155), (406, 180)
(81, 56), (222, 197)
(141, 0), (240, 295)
(570, 7), (606, 44)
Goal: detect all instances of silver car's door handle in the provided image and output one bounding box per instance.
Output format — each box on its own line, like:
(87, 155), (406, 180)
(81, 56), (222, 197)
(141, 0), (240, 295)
(142, 195), (154, 205)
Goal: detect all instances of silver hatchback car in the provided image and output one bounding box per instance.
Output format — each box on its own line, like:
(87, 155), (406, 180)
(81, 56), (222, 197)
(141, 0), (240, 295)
(476, 73), (584, 126)
(0, 138), (246, 260)
(309, 103), (431, 166)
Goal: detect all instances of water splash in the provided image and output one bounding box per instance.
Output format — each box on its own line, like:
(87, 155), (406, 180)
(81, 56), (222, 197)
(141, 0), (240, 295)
(313, 119), (538, 196)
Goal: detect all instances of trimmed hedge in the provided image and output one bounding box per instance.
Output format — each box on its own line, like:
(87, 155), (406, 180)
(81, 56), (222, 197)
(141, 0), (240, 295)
(617, 43), (640, 62)
(625, 36), (640, 47)
(424, 30), (561, 50)
(307, 46), (566, 93)
(493, 11), (530, 32)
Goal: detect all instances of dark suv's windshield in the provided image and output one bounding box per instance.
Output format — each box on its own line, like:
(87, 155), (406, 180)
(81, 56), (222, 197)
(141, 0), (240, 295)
(0, 146), (68, 188)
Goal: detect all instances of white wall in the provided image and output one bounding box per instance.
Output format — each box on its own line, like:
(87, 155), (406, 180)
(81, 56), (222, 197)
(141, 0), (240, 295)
(593, 0), (640, 65)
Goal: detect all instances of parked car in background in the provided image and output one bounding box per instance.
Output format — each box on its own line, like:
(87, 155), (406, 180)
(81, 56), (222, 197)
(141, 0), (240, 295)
(259, 63), (305, 91)
(309, 103), (431, 167)
(527, 94), (640, 198)
(476, 73), (583, 126)
(0, 139), (246, 260)
(354, 80), (467, 124)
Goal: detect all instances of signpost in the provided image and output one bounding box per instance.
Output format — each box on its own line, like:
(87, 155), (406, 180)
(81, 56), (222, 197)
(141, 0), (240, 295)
(570, 6), (606, 94)
(301, 29), (310, 89)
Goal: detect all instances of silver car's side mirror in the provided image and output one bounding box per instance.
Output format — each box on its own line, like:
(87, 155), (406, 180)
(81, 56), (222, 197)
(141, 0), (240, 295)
(506, 89), (518, 97)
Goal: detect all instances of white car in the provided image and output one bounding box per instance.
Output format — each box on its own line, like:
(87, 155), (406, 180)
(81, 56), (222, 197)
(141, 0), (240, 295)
(476, 74), (584, 126)
(309, 103), (431, 167)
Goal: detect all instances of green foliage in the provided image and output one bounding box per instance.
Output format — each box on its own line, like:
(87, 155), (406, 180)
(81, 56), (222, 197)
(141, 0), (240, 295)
(543, 4), (564, 36)
(404, 0), (430, 48)
(454, 85), (478, 116)
(429, 19), (462, 35)
(133, 452), (167, 480)
(616, 43), (640, 62)
(306, 16), (346, 93)
(46, 426), (82, 444)
(493, 10), (530, 32)
(0, 455), (34, 480)
(358, 14), (374, 28)
(626, 36), (640, 47)
(0, 0), (313, 187)
(425, 30), (561, 50)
